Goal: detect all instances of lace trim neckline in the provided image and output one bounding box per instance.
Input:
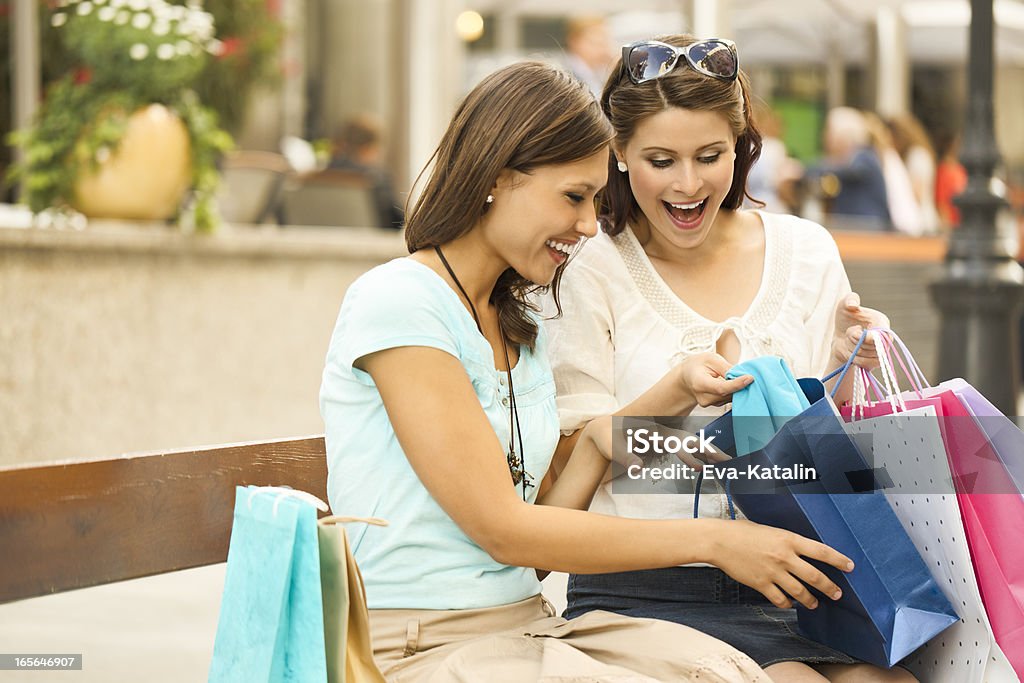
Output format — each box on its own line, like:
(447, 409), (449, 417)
(611, 213), (794, 353)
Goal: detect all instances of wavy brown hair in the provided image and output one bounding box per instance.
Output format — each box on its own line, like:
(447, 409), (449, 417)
(404, 61), (613, 349)
(599, 34), (762, 236)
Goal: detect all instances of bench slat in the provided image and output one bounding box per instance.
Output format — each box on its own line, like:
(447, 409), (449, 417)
(0, 437), (327, 604)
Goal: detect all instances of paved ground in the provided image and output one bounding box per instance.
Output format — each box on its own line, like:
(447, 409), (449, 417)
(0, 566), (225, 682)
(0, 566), (570, 682)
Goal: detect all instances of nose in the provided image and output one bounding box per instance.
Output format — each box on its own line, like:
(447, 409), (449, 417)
(673, 162), (704, 197)
(576, 201), (600, 238)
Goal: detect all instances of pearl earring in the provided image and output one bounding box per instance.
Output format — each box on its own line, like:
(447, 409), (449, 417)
(486, 194), (494, 204)
(616, 161), (628, 173)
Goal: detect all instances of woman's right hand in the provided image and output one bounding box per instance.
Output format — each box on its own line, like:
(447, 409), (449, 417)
(707, 519), (854, 610)
(675, 352), (754, 408)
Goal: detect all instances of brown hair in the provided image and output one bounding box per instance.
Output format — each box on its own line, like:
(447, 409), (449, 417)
(888, 113), (935, 161)
(599, 34), (762, 236)
(404, 61), (613, 350)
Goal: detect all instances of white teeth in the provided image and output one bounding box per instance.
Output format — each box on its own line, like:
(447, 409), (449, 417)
(545, 239), (575, 255)
(669, 200), (704, 210)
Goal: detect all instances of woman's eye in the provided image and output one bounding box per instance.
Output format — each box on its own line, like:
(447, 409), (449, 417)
(566, 193), (584, 204)
(698, 153), (722, 165)
(650, 158), (673, 169)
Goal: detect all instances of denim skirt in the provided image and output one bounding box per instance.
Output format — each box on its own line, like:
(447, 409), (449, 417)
(565, 566), (859, 668)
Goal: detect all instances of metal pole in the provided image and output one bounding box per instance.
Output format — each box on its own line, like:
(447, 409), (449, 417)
(928, 0), (1024, 414)
(11, 0), (41, 177)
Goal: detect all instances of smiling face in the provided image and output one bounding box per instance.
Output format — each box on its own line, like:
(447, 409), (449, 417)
(616, 106), (737, 254)
(481, 148), (609, 285)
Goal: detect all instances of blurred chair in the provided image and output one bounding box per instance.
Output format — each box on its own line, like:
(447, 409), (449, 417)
(279, 169), (377, 228)
(217, 151), (292, 225)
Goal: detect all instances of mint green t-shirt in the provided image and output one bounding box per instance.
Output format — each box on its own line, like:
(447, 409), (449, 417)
(319, 258), (558, 609)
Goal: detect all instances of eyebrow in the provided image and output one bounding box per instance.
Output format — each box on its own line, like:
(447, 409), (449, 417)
(641, 142), (729, 154)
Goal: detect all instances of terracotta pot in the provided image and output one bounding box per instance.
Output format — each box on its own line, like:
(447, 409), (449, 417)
(73, 104), (192, 221)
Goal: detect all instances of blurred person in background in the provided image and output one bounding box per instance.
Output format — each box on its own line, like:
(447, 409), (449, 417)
(807, 107), (891, 230)
(564, 16), (615, 98)
(864, 111), (923, 236)
(888, 113), (939, 234)
(746, 101), (802, 214)
(329, 114), (404, 230)
(934, 132), (967, 229)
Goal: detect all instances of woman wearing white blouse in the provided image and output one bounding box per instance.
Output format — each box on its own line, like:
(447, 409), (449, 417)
(543, 35), (909, 683)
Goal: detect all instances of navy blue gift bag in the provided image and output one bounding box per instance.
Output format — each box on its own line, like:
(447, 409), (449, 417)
(696, 356), (957, 668)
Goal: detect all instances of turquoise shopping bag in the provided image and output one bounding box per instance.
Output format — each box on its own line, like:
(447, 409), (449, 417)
(209, 486), (329, 683)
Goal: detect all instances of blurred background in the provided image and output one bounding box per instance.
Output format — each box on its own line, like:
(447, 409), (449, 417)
(2, 1), (1023, 680)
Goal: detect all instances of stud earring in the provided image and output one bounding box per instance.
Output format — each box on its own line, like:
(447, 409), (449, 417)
(616, 161), (628, 173)
(486, 194), (494, 204)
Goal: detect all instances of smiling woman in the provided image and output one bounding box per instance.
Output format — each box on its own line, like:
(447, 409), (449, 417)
(318, 60), (773, 681)
(542, 34), (909, 683)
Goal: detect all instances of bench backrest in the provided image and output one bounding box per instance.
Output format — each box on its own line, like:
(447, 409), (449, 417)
(0, 436), (327, 604)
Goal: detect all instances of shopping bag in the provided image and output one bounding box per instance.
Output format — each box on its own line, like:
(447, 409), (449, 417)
(318, 516), (387, 683)
(703, 356), (959, 668)
(209, 486), (330, 683)
(843, 330), (1024, 679)
(844, 402), (1017, 682)
(943, 378), (1024, 498)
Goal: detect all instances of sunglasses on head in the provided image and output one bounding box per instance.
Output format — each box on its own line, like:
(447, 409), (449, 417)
(621, 38), (738, 85)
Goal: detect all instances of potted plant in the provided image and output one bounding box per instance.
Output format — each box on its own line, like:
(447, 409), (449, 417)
(8, 0), (234, 232)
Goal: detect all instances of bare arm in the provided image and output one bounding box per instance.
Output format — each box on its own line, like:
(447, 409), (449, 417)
(361, 346), (852, 608)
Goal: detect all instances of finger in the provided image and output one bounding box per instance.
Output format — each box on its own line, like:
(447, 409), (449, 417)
(758, 584), (793, 610)
(776, 574), (819, 610)
(846, 292), (862, 309)
(700, 448), (732, 464)
(703, 354), (735, 377)
(788, 559), (843, 602)
(798, 538), (855, 573)
(675, 452), (705, 470)
(717, 374), (754, 394)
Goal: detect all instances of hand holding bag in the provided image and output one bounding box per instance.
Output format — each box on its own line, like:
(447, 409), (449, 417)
(700, 356), (959, 667)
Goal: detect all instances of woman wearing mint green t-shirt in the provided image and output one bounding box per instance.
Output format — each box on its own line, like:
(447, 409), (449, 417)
(320, 61), (851, 682)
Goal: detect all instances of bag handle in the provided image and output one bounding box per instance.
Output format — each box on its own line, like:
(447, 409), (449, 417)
(246, 486), (330, 516)
(823, 327), (873, 397)
(692, 470), (738, 521)
(320, 516), (389, 527)
(872, 330), (908, 412)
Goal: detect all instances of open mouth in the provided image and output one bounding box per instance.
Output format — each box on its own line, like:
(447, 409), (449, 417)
(663, 198), (708, 228)
(545, 239), (577, 264)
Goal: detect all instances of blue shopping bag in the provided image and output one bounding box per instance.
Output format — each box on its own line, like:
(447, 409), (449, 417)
(696, 356), (958, 667)
(209, 486), (329, 683)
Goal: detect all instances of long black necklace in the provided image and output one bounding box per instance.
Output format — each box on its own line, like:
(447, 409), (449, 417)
(434, 246), (533, 500)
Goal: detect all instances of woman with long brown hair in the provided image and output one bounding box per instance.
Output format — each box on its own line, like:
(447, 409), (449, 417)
(317, 60), (848, 681)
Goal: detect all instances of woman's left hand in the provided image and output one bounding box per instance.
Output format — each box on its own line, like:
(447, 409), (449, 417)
(831, 292), (890, 369)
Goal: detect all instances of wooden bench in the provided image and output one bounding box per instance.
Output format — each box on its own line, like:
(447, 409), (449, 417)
(0, 436), (328, 604)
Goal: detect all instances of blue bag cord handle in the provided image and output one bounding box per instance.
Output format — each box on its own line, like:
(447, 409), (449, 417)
(822, 327), (872, 398)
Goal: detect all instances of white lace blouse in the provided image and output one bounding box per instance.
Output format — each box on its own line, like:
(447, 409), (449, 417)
(542, 211), (852, 525)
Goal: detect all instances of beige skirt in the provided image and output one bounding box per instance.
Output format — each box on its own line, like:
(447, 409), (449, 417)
(369, 594), (768, 682)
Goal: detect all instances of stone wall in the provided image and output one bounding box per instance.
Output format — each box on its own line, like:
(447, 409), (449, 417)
(0, 223), (406, 465)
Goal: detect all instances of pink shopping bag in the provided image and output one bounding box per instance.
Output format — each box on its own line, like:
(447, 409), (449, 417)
(838, 330), (1024, 679)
